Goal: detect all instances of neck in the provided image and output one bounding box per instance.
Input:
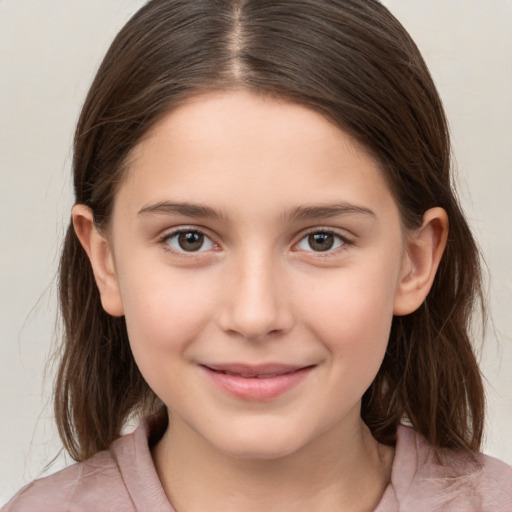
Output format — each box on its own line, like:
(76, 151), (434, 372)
(152, 411), (394, 512)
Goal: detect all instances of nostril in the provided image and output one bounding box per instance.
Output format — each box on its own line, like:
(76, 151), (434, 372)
(215, 268), (294, 340)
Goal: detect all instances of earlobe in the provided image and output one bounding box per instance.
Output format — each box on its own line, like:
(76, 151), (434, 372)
(393, 207), (449, 316)
(72, 204), (125, 317)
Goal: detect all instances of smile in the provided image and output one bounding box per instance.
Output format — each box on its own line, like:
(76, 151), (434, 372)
(199, 363), (315, 401)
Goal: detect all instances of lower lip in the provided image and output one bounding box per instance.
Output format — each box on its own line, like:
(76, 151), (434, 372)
(201, 366), (314, 401)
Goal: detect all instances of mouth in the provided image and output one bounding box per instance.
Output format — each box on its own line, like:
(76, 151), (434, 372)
(199, 363), (315, 401)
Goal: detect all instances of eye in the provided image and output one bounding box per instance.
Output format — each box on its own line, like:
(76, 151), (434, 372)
(296, 231), (347, 252)
(162, 229), (216, 253)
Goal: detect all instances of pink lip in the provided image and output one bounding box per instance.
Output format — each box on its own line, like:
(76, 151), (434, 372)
(200, 363), (315, 401)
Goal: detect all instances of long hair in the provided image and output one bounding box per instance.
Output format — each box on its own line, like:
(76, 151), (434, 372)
(56, 0), (485, 461)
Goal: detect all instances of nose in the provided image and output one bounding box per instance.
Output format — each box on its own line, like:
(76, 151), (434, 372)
(217, 250), (294, 342)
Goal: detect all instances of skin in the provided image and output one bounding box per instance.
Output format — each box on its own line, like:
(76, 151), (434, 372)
(74, 90), (448, 512)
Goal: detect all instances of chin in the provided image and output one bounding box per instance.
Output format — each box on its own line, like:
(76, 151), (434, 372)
(209, 426), (312, 461)
(222, 442), (302, 461)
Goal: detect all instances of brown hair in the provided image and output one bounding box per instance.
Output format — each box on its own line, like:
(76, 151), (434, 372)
(56, 0), (485, 462)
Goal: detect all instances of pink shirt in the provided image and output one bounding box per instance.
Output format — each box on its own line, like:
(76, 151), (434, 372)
(3, 416), (511, 511)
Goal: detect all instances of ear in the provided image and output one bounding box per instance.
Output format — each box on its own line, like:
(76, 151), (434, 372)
(72, 204), (124, 317)
(393, 207), (449, 316)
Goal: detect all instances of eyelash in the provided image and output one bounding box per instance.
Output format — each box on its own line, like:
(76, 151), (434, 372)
(294, 228), (353, 256)
(157, 227), (353, 257)
(158, 227), (218, 257)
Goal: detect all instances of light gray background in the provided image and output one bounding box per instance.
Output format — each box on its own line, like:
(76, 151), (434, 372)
(1, 0), (511, 504)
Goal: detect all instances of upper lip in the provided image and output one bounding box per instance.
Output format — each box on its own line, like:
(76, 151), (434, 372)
(200, 363), (313, 378)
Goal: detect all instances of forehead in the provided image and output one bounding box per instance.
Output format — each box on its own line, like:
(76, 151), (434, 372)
(116, 90), (398, 222)
(132, 90), (359, 162)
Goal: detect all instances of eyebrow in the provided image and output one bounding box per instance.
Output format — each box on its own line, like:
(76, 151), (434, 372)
(283, 203), (376, 221)
(138, 201), (228, 220)
(138, 201), (375, 221)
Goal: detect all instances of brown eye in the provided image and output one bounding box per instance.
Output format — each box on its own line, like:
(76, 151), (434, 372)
(296, 231), (346, 253)
(163, 230), (215, 253)
(308, 233), (334, 252)
(178, 231), (205, 251)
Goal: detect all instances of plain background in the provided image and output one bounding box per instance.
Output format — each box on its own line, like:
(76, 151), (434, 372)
(1, 0), (511, 504)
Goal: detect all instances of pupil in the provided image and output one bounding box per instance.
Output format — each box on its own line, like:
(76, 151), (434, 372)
(308, 233), (334, 252)
(178, 232), (204, 251)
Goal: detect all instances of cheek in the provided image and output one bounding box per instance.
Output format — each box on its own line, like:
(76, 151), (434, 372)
(300, 259), (400, 371)
(118, 269), (218, 369)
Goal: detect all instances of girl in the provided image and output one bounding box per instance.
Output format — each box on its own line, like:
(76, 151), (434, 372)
(3, 0), (511, 510)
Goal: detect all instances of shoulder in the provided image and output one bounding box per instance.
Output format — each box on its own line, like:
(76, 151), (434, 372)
(2, 415), (173, 512)
(2, 448), (131, 512)
(391, 425), (512, 512)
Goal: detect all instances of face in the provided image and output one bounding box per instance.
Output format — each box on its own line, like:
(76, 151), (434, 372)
(100, 91), (415, 459)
